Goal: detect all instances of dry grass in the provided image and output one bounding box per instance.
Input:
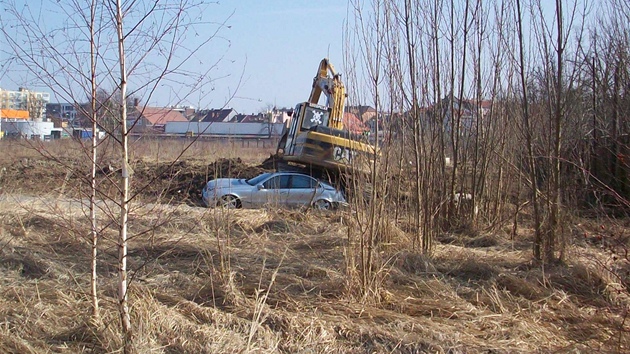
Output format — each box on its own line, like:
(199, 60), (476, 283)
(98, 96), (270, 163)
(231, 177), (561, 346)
(0, 196), (628, 353)
(0, 140), (629, 353)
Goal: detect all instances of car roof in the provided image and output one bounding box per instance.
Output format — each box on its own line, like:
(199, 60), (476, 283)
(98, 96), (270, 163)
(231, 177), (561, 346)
(268, 172), (336, 185)
(271, 171), (315, 177)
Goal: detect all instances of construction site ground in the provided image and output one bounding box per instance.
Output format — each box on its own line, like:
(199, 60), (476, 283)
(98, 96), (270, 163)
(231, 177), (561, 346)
(0, 138), (628, 353)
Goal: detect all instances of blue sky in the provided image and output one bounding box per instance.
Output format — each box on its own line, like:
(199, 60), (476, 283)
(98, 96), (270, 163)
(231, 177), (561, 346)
(206, 1), (349, 113)
(0, 1), (592, 114)
(0, 0), (351, 114)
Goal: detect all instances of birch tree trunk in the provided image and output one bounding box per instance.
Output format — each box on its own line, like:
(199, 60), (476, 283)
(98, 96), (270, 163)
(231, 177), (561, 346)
(115, 0), (132, 346)
(89, 0), (100, 322)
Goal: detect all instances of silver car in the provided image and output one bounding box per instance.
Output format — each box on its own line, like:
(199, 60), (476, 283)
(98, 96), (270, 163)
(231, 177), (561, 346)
(202, 172), (346, 210)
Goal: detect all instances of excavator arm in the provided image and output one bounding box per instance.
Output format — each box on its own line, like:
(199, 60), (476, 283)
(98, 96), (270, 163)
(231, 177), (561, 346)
(307, 59), (346, 130)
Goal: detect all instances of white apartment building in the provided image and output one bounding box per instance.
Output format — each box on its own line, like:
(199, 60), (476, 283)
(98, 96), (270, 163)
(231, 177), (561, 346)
(0, 87), (50, 120)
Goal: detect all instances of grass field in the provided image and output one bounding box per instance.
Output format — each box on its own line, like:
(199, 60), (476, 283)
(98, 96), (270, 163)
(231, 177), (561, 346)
(0, 138), (628, 353)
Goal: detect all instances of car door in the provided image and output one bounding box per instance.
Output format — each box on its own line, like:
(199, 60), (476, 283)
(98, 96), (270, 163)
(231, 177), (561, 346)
(287, 174), (318, 207)
(253, 174), (290, 207)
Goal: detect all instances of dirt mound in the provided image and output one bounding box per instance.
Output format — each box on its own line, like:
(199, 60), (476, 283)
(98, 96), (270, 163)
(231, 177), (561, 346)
(0, 158), (77, 194)
(0, 156), (272, 206)
(261, 153), (281, 170)
(133, 157), (271, 205)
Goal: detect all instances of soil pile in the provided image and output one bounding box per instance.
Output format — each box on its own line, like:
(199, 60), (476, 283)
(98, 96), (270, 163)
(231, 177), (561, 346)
(133, 157), (270, 205)
(0, 156), (272, 206)
(0, 158), (77, 195)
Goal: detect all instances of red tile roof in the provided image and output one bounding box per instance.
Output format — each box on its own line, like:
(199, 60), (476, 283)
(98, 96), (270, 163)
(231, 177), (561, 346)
(137, 107), (188, 125)
(343, 112), (369, 134)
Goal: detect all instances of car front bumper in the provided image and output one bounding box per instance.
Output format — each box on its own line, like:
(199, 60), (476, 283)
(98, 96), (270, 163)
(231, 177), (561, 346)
(201, 188), (219, 207)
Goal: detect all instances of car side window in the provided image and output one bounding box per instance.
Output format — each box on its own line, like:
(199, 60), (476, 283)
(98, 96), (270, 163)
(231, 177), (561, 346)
(291, 175), (315, 189)
(263, 176), (279, 189)
(279, 175), (290, 188)
(263, 175), (290, 189)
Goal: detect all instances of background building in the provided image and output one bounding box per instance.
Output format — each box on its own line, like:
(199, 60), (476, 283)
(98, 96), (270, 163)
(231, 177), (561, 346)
(46, 102), (78, 122)
(1, 120), (54, 139)
(0, 87), (50, 120)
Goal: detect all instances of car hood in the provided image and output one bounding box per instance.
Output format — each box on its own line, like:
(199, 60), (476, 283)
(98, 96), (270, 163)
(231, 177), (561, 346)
(206, 178), (248, 190)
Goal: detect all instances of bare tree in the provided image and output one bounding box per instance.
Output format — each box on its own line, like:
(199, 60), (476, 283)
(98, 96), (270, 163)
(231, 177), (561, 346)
(112, 0), (132, 344)
(513, 0), (543, 259)
(0, 0), (113, 322)
(1, 0), (233, 349)
(88, 0), (101, 322)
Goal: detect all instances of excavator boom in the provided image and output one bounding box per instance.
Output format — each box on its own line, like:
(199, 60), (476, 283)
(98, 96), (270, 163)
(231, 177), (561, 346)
(307, 59), (346, 130)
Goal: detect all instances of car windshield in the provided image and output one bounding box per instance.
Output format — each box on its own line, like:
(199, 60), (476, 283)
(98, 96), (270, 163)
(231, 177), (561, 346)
(245, 173), (273, 186)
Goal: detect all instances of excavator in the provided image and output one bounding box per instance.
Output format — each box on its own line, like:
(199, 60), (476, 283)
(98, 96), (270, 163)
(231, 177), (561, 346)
(275, 58), (375, 177)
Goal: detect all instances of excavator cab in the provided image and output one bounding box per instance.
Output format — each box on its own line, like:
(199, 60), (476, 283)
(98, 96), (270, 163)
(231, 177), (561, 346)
(283, 102), (330, 156)
(276, 58), (375, 175)
(279, 102), (373, 174)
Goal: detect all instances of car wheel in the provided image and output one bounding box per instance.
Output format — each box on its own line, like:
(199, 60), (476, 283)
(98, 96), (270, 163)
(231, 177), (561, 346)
(313, 199), (332, 210)
(219, 195), (241, 209)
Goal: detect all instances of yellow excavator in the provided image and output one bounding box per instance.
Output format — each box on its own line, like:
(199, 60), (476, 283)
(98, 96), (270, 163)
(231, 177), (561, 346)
(276, 58), (375, 176)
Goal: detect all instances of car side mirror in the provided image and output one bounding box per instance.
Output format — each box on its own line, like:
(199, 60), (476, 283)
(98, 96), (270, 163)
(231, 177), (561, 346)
(257, 184), (264, 190)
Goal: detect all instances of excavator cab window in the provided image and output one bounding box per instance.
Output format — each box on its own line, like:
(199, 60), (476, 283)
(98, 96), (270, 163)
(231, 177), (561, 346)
(300, 105), (330, 131)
